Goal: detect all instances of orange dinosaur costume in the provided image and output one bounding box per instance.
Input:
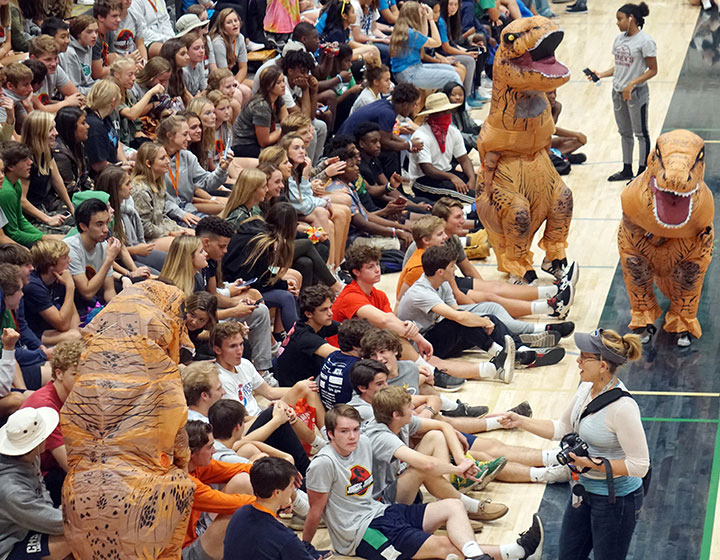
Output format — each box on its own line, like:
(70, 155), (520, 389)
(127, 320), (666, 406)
(618, 130), (714, 343)
(62, 280), (195, 559)
(477, 16), (573, 282)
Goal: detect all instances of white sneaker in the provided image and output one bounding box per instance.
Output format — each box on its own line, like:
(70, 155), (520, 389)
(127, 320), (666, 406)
(261, 370), (279, 387)
(537, 465), (571, 484)
(491, 335), (515, 384)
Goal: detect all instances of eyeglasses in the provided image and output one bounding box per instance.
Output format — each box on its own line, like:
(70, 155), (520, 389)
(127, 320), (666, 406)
(578, 354), (601, 364)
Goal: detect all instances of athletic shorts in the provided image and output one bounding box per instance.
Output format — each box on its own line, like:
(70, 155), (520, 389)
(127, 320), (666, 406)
(355, 503), (431, 560)
(7, 533), (50, 560)
(182, 538), (213, 560)
(456, 276), (473, 294)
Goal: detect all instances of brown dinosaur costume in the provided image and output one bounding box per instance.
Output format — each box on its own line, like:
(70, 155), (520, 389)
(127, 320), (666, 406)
(618, 130), (714, 341)
(62, 280), (195, 559)
(477, 16), (573, 281)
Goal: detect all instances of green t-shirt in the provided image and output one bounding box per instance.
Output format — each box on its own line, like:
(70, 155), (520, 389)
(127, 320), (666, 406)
(474, 0), (496, 18)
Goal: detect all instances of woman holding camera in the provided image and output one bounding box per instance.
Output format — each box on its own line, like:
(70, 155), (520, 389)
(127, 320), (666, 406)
(499, 329), (649, 560)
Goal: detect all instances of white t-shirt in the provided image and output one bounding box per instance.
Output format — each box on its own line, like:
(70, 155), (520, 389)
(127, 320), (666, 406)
(351, 0), (379, 35)
(408, 122), (467, 180)
(64, 234), (113, 280)
(187, 409), (209, 423)
(114, 11), (145, 55)
(217, 359), (265, 417)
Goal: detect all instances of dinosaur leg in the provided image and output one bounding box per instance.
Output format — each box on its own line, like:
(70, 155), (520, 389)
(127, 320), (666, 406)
(656, 249), (712, 339)
(619, 251), (662, 331)
(539, 179), (573, 263)
(496, 194), (535, 278)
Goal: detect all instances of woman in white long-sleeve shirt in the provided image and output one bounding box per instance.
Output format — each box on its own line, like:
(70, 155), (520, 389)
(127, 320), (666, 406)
(500, 328), (649, 560)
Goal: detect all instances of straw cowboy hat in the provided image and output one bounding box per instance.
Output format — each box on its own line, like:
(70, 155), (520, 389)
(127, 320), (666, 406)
(0, 408), (59, 456)
(418, 93), (461, 116)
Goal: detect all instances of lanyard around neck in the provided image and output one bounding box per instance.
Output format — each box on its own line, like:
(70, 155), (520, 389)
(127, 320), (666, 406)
(168, 153), (180, 195)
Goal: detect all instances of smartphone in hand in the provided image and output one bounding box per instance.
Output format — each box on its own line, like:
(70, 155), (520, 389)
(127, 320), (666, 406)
(583, 68), (600, 82)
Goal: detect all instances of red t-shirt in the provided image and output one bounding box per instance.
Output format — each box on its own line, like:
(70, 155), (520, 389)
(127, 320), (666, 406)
(21, 382), (64, 473)
(328, 281), (392, 345)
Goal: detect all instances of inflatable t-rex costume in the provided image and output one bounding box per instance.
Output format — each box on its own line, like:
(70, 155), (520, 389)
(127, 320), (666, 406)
(618, 130), (714, 346)
(62, 280), (195, 559)
(477, 16), (573, 283)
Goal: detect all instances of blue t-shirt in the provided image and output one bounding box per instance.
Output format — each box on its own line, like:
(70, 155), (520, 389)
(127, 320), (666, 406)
(379, 0), (396, 11)
(224, 504), (318, 560)
(318, 350), (360, 410)
(438, 16), (449, 44)
(315, 11), (328, 35)
(337, 99), (396, 136)
(390, 27), (427, 73)
(22, 271), (66, 339)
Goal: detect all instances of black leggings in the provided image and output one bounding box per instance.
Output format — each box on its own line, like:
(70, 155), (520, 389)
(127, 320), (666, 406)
(293, 238), (336, 288)
(423, 314), (518, 358)
(248, 405), (310, 475)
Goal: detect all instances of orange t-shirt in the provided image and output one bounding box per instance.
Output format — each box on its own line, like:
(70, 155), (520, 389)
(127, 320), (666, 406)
(328, 281), (393, 345)
(396, 247), (426, 299)
(185, 459), (255, 547)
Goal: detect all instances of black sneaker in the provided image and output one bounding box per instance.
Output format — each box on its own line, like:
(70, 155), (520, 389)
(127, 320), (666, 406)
(554, 260), (579, 291)
(490, 335), (515, 384)
(541, 258), (571, 280)
(676, 331), (692, 347)
(434, 369), (466, 392)
(566, 153), (586, 164)
(518, 514), (544, 560)
(566, 1), (587, 12)
(548, 283), (573, 318)
(519, 330), (560, 348)
(466, 555), (494, 560)
(632, 324), (656, 344)
(336, 269), (353, 284)
(516, 347), (565, 368)
(508, 400), (533, 417)
(547, 321), (575, 338)
(442, 399), (489, 418)
(608, 169), (634, 182)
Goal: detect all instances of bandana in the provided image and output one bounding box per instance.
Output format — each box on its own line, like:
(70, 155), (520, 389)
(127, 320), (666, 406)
(428, 113), (452, 153)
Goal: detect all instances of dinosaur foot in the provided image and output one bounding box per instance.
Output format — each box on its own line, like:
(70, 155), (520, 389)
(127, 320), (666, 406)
(676, 332), (692, 348)
(632, 324), (657, 345)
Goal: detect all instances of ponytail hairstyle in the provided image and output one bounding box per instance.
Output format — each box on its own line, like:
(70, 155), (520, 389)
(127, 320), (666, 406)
(136, 56), (172, 88)
(207, 67), (234, 91)
(210, 8), (242, 68)
(160, 38), (190, 102)
(95, 165), (130, 243)
(242, 202), (297, 284)
(319, 0), (350, 35)
(618, 2), (650, 28)
(20, 111), (55, 175)
(390, 1), (425, 57)
(109, 56), (137, 104)
(157, 114), (188, 148)
(365, 62), (390, 90)
(598, 329), (643, 374)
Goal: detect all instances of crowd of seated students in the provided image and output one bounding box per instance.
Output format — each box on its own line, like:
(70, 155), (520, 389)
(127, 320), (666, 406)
(0, 0), (583, 558)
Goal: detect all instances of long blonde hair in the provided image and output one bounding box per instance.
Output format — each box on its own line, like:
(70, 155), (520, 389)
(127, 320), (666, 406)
(210, 8), (242, 68)
(130, 142), (166, 194)
(221, 168), (267, 220)
(160, 236), (203, 297)
(390, 1), (425, 57)
(21, 111), (54, 175)
(187, 97), (216, 161)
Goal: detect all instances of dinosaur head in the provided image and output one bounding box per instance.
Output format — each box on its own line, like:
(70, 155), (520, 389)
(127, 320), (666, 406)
(497, 16), (570, 91)
(646, 130), (706, 229)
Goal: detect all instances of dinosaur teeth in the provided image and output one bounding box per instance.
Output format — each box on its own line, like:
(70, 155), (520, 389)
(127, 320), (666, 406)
(651, 190), (694, 229)
(649, 176), (698, 197)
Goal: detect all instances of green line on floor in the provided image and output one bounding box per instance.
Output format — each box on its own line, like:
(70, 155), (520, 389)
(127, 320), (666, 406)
(641, 417), (719, 423)
(700, 418), (720, 559)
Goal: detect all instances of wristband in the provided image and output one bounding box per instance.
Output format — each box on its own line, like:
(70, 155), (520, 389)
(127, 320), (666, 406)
(385, 182), (393, 193)
(391, 227), (396, 238)
(336, 73), (343, 85)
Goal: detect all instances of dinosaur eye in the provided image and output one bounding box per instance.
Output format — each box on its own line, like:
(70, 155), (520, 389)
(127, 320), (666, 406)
(654, 145), (661, 159)
(697, 148), (704, 162)
(505, 33), (517, 44)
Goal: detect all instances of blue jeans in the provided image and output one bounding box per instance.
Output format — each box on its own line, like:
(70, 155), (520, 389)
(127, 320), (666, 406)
(559, 486), (644, 560)
(396, 63), (461, 90)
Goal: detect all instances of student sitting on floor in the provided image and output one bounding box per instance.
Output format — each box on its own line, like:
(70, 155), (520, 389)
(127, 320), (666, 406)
(59, 15), (98, 96)
(91, 0), (122, 80)
(29, 35), (84, 113)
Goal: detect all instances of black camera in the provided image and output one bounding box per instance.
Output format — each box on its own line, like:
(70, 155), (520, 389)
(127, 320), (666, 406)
(556, 432), (590, 466)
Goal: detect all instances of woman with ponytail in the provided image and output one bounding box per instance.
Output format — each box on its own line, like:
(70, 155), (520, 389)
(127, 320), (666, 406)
(587, 2), (657, 182)
(499, 328), (649, 560)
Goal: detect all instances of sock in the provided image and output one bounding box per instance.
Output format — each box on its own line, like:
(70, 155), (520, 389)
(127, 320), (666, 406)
(446, 555), (461, 560)
(312, 435), (327, 450)
(415, 356), (433, 369)
(537, 285), (558, 299)
(529, 467), (545, 482)
(293, 490), (310, 517)
(531, 301), (552, 315)
(518, 345), (531, 352)
(462, 542), (485, 558)
(479, 361), (497, 378)
(542, 448), (560, 466)
(440, 395), (456, 411)
(637, 165), (646, 175)
(499, 542), (526, 560)
(622, 163), (632, 175)
(484, 417), (502, 431)
(489, 342), (503, 356)
(532, 323), (545, 333)
(459, 493), (481, 513)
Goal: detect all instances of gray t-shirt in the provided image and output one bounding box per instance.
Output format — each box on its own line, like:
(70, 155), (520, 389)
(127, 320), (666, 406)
(183, 62), (208, 96)
(252, 57), (298, 109)
(306, 435), (387, 555)
(396, 274), (455, 332)
(64, 234), (112, 280)
(388, 360), (420, 395)
(348, 392), (374, 425)
(114, 11), (145, 55)
(232, 96), (280, 146)
(0, 206), (7, 230)
(402, 234), (466, 267)
(35, 66), (70, 106)
(364, 417), (421, 500)
(612, 30), (657, 92)
(213, 440), (251, 464)
(212, 34), (248, 69)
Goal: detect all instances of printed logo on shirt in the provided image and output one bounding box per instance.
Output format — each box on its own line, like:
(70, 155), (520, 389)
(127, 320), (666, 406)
(401, 382), (417, 396)
(82, 64), (91, 77)
(25, 533), (42, 554)
(37, 93), (51, 105)
(614, 44), (634, 67)
(116, 28), (135, 50)
(346, 464), (373, 496)
(85, 266), (97, 280)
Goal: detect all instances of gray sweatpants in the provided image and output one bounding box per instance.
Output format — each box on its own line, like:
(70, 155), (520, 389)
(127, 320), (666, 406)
(308, 118), (328, 165)
(453, 53), (476, 97)
(460, 302), (537, 335)
(240, 303), (273, 371)
(612, 85), (650, 167)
